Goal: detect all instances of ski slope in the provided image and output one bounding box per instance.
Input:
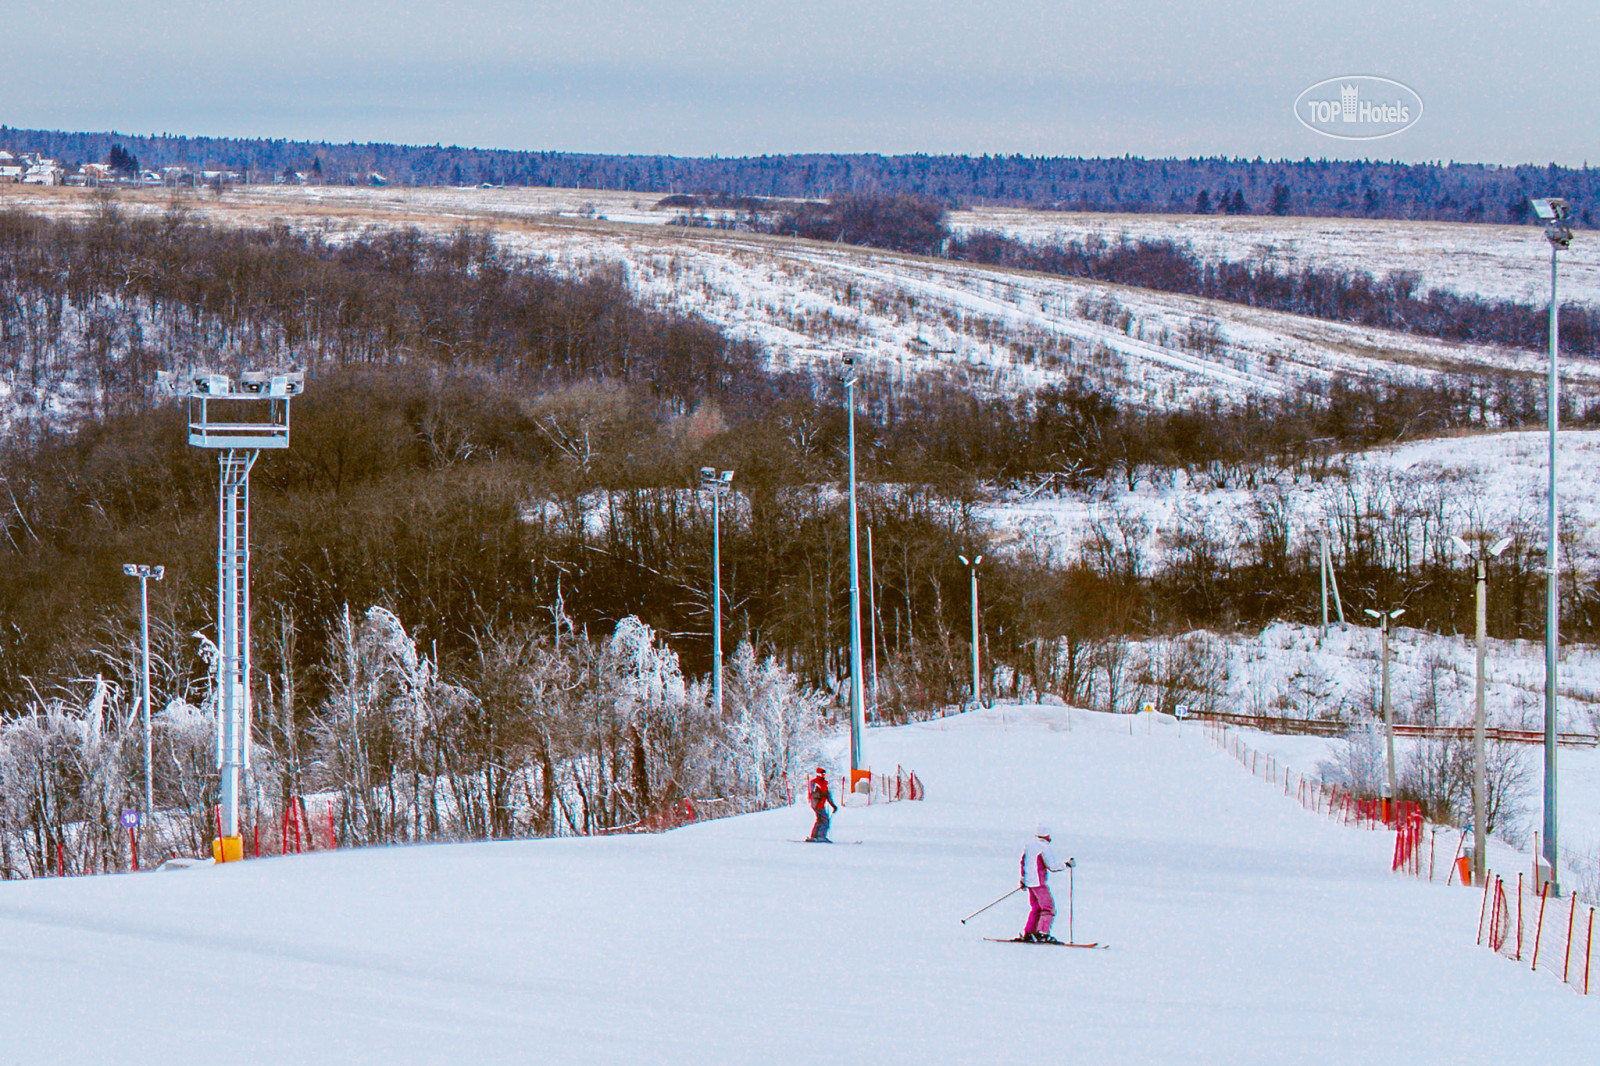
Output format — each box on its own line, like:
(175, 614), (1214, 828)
(0, 707), (1592, 1063)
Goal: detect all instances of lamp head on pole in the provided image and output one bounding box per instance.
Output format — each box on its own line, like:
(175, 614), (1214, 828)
(958, 554), (969, 567)
(1532, 198), (1573, 249)
(1452, 532), (1514, 561)
(842, 353), (858, 387)
(122, 563), (165, 580)
(699, 467), (735, 490)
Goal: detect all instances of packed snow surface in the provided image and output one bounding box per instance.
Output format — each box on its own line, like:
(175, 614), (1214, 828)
(0, 707), (1592, 1063)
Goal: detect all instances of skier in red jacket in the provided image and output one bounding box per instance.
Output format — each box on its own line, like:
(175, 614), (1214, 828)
(806, 767), (838, 842)
(1019, 821), (1074, 943)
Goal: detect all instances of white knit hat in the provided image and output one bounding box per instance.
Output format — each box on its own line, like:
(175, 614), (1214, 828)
(1035, 820), (1051, 838)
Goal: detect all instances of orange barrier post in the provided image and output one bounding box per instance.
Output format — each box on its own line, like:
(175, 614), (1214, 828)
(1532, 881), (1550, 971)
(1477, 869), (1493, 943)
(1563, 894), (1577, 984)
(1586, 908), (1594, 994)
(1516, 873), (1525, 960)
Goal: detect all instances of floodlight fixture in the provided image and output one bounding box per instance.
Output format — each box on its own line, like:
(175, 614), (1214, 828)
(1531, 198), (1570, 221)
(1490, 537), (1513, 557)
(123, 563), (165, 580)
(163, 366), (307, 449)
(958, 554), (969, 566)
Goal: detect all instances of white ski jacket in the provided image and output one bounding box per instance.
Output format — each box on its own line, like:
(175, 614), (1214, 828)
(1020, 838), (1064, 888)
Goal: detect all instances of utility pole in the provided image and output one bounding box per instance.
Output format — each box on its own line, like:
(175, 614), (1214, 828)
(867, 524), (879, 724)
(1319, 533), (1328, 646)
(842, 356), (866, 782)
(1453, 533), (1512, 885)
(1531, 197), (1572, 894)
(1364, 606), (1404, 811)
(958, 553), (983, 709)
(123, 563), (164, 861)
(699, 467), (735, 717)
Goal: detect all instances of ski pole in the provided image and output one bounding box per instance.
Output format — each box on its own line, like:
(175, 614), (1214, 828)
(1069, 865), (1075, 944)
(960, 886), (1023, 924)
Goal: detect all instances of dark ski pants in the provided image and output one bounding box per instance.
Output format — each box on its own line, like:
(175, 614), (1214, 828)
(808, 806), (831, 842)
(1025, 885), (1056, 936)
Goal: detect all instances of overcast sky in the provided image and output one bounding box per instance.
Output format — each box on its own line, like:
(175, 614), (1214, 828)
(4, 0), (1597, 164)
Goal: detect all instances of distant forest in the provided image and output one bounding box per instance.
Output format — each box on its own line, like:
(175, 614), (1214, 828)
(1, 124), (1594, 227)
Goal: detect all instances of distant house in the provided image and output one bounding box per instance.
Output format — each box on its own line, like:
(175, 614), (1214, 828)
(22, 160), (62, 185)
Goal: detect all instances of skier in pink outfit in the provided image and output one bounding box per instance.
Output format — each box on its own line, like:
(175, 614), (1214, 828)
(1019, 821), (1073, 943)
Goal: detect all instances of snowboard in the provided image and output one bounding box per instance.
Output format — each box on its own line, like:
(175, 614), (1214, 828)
(984, 937), (1107, 949)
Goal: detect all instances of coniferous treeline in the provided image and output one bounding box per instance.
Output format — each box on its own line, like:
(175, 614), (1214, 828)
(1, 124), (1595, 226)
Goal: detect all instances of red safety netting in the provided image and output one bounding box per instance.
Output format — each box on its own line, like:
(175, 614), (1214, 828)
(829, 766), (926, 805)
(1478, 870), (1596, 995)
(1206, 721), (1402, 832)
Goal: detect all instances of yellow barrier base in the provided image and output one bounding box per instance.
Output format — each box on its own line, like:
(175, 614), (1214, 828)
(212, 836), (244, 863)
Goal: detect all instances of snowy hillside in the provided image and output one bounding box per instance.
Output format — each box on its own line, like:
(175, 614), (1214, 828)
(4, 184), (1597, 412)
(948, 207), (1600, 309)
(0, 706), (1592, 1063)
(984, 427), (1600, 569)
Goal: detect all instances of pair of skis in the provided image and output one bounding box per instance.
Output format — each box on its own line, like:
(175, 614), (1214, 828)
(964, 864), (1108, 948)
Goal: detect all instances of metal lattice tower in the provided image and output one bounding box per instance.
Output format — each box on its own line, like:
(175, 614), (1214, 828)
(160, 368), (304, 847)
(216, 449), (257, 834)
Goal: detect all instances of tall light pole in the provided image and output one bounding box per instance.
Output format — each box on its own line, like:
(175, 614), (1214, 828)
(866, 524), (879, 724)
(700, 467), (735, 716)
(1452, 533), (1511, 885)
(123, 562), (164, 858)
(1364, 606), (1404, 810)
(1532, 197), (1573, 892)
(160, 367), (305, 859)
(958, 553), (983, 709)
(842, 355), (866, 781)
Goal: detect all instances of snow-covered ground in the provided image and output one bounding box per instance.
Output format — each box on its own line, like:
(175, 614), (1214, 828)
(986, 427), (1600, 569)
(4, 184), (1596, 414)
(0, 706), (1592, 1063)
(948, 207), (1600, 308)
(1232, 722), (1600, 898)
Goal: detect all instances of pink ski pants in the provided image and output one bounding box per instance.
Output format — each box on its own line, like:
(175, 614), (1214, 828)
(1025, 885), (1056, 936)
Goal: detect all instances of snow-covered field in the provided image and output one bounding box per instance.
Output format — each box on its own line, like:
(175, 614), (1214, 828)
(985, 427), (1600, 569)
(4, 184), (1596, 413)
(0, 706), (1592, 1064)
(950, 207), (1600, 308)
